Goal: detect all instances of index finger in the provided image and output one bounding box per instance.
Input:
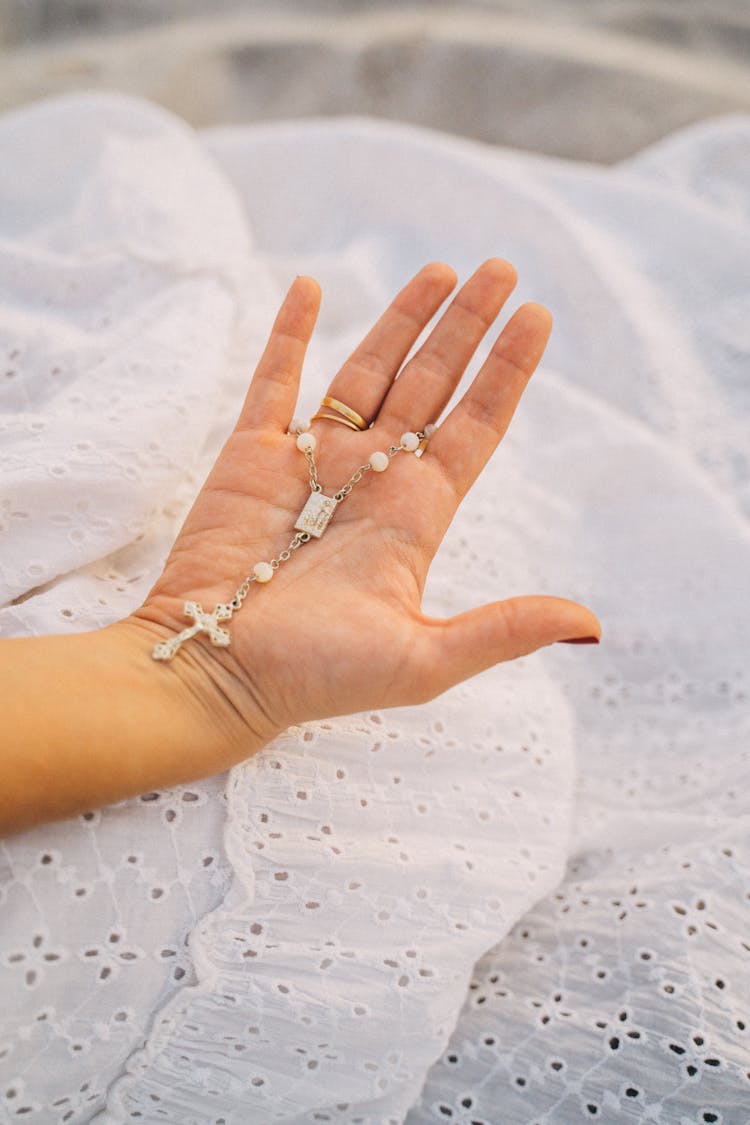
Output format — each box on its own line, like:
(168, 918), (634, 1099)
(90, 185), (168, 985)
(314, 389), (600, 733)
(235, 276), (322, 433)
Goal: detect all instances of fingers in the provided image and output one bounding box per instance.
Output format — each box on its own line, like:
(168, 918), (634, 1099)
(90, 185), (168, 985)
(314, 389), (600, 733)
(321, 263), (458, 427)
(426, 302), (553, 504)
(234, 276), (322, 433)
(376, 258), (518, 436)
(232, 264), (547, 475)
(411, 595), (602, 700)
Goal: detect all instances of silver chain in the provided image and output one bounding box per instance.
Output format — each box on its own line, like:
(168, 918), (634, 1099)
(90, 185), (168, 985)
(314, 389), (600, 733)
(152, 426), (428, 660)
(331, 443), (403, 500)
(228, 529), (311, 611)
(229, 437), (422, 605)
(303, 448), (321, 493)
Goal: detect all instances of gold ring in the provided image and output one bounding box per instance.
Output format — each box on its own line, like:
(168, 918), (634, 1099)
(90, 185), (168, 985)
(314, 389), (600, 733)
(320, 395), (368, 430)
(418, 423), (435, 453)
(310, 411), (363, 431)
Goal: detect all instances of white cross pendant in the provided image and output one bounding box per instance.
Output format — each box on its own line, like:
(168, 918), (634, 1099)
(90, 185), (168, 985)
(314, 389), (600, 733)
(152, 600), (234, 662)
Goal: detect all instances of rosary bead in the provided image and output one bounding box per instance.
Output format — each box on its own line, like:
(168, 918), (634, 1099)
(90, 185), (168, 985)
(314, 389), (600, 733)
(289, 417), (310, 434)
(400, 431), (420, 452)
(253, 561), (274, 583)
(369, 451), (389, 472)
(296, 431), (316, 452)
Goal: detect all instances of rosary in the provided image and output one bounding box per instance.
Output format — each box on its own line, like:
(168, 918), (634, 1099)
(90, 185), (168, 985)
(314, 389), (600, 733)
(151, 410), (435, 662)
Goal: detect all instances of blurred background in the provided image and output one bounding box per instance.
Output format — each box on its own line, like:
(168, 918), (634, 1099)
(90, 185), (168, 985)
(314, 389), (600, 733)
(0, 0), (749, 162)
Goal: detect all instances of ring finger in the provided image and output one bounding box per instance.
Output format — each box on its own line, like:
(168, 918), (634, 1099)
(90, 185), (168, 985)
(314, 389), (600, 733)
(317, 262), (458, 429)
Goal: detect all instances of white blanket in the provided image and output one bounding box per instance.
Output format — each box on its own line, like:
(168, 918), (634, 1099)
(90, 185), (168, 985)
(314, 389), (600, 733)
(0, 92), (748, 1124)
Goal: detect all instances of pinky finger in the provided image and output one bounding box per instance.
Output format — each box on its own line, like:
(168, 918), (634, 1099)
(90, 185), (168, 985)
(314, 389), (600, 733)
(234, 275), (322, 433)
(427, 302), (552, 503)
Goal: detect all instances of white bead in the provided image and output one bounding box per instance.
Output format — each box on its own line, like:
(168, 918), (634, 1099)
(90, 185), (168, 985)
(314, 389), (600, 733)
(289, 417), (310, 434)
(400, 431), (420, 452)
(253, 561), (274, 583)
(296, 431), (316, 452)
(424, 423), (437, 438)
(369, 451), (389, 472)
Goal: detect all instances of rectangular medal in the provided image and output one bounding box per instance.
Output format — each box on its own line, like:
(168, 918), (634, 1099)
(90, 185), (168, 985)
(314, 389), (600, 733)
(294, 492), (338, 538)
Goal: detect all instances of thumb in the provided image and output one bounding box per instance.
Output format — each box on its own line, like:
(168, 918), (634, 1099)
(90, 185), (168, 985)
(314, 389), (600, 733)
(414, 595), (601, 698)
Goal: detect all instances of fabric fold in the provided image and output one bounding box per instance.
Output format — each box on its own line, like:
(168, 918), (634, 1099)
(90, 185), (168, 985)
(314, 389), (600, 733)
(1, 92), (748, 1124)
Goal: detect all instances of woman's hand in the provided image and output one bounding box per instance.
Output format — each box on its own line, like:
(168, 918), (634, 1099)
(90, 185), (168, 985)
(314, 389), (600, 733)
(0, 260), (601, 836)
(127, 260), (601, 759)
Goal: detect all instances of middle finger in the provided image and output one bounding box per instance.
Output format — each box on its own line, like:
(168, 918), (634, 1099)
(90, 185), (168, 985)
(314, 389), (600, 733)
(377, 258), (518, 436)
(320, 262), (458, 429)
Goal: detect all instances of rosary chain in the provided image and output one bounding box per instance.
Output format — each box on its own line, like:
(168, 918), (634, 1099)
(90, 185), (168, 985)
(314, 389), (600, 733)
(228, 434), (423, 610)
(152, 426), (430, 660)
(303, 448), (321, 492)
(227, 530), (311, 611)
(332, 441), (421, 501)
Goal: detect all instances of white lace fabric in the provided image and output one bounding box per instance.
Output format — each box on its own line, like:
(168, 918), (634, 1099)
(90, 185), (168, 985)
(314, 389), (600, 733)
(0, 93), (748, 1123)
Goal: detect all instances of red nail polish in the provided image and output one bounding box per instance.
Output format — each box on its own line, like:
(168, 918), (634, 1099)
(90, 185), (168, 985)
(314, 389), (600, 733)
(557, 636), (600, 644)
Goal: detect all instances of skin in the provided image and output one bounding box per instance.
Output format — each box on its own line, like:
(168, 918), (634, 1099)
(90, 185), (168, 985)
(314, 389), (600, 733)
(0, 259), (600, 836)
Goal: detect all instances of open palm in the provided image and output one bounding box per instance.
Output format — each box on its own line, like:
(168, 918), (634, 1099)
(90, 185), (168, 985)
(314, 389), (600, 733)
(130, 260), (600, 753)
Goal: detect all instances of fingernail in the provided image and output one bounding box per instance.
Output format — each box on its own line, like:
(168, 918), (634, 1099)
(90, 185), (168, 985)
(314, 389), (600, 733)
(557, 635), (600, 644)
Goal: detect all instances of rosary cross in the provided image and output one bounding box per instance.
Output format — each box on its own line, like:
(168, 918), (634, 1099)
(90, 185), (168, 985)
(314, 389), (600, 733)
(152, 600), (233, 662)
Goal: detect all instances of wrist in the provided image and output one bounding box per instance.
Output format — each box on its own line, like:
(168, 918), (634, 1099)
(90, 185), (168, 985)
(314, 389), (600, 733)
(121, 602), (281, 767)
(0, 617), (275, 837)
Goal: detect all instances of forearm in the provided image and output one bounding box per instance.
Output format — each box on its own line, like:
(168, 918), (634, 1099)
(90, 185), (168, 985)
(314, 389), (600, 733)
(0, 619), (268, 837)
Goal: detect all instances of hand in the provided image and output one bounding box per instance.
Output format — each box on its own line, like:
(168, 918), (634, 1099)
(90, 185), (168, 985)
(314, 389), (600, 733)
(127, 260), (601, 759)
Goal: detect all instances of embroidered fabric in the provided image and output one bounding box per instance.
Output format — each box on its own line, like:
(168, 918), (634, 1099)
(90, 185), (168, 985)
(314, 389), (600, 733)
(0, 93), (747, 1123)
